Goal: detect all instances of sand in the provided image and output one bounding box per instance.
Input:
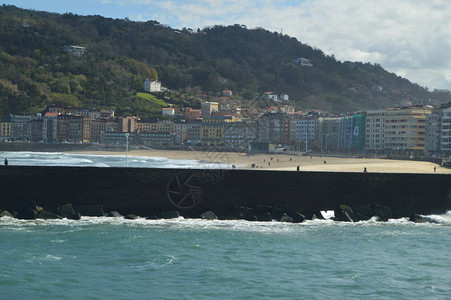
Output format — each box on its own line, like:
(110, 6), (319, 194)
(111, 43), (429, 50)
(69, 149), (450, 174)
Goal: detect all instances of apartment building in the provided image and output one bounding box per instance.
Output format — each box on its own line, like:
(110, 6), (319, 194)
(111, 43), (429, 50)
(384, 106), (431, 153)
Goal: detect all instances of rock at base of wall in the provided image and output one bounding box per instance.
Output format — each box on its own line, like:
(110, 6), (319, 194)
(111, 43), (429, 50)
(161, 211), (180, 219)
(334, 205), (354, 222)
(409, 214), (439, 224)
(352, 204), (372, 221)
(17, 209), (37, 220)
(37, 209), (63, 219)
(372, 204), (393, 222)
(108, 211), (122, 217)
(124, 214), (140, 220)
(57, 203), (80, 220)
(270, 207), (284, 220)
(282, 207), (305, 223)
(76, 205), (104, 217)
(257, 212), (272, 221)
(280, 213), (294, 223)
(0, 210), (14, 218)
(200, 211), (218, 220)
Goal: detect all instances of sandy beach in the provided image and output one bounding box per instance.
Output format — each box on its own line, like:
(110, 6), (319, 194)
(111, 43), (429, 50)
(69, 149), (451, 174)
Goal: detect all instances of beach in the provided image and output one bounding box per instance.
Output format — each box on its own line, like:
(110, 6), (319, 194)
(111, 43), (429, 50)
(70, 149), (450, 173)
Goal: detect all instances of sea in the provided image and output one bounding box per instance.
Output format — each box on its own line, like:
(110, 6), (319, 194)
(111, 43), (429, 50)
(1, 152), (450, 299)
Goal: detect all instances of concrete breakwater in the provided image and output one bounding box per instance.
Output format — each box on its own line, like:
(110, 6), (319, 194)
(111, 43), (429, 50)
(0, 166), (450, 221)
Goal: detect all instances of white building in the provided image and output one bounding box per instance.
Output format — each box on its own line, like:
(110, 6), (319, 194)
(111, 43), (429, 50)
(144, 80), (162, 92)
(280, 94), (289, 101)
(201, 101), (219, 119)
(162, 107), (175, 116)
(63, 45), (86, 57)
(365, 110), (386, 151)
(426, 106), (451, 154)
(262, 92), (278, 102)
(295, 118), (318, 150)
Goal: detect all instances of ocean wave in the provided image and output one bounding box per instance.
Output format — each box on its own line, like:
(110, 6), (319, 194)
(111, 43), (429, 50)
(2, 211), (451, 234)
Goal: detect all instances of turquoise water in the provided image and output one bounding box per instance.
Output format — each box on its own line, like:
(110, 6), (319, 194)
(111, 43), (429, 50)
(1, 152), (450, 299)
(1, 216), (451, 299)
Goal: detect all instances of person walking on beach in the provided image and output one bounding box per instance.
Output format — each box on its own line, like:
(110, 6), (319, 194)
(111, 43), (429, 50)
(4, 158), (7, 166)
(297, 165), (300, 171)
(434, 166), (436, 172)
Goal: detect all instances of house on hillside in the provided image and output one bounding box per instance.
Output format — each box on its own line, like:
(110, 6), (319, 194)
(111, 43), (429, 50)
(162, 107), (175, 116)
(63, 45), (86, 57)
(262, 92), (278, 102)
(144, 79), (161, 92)
(293, 57), (313, 67)
(280, 94), (289, 101)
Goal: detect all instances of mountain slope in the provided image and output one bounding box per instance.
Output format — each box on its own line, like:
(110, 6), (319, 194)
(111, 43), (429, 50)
(0, 5), (449, 118)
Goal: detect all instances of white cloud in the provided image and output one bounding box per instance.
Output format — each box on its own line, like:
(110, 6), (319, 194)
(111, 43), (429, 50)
(96, 0), (451, 90)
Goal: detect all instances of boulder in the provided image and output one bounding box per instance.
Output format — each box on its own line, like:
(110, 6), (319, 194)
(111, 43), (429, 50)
(257, 212), (272, 222)
(352, 204), (372, 221)
(146, 215), (159, 220)
(279, 213), (294, 223)
(282, 207), (305, 223)
(225, 210), (245, 220)
(371, 204), (393, 222)
(334, 204), (354, 222)
(270, 207), (284, 220)
(0, 210), (14, 218)
(57, 203), (80, 220)
(37, 209), (63, 220)
(161, 211), (180, 219)
(17, 209), (37, 220)
(200, 211), (218, 220)
(76, 205), (104, 217)
(124, 214), (139, 220)
(254, 205), (273, 214)
(409, 214), (439, 224)
(107, 211), (122, 218)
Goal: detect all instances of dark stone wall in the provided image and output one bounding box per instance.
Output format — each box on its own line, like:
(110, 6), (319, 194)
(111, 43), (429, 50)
(0, 166), (449, 217)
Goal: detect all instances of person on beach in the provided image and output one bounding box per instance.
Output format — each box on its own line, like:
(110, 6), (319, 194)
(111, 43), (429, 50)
(4, 159), (7, 166)
(297, 165), (300, 171)
(364, 167), (367, 173)
(434, 166), (436, 172)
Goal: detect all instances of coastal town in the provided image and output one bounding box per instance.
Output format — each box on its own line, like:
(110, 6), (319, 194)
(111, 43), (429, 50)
(1, 83), (450, 158)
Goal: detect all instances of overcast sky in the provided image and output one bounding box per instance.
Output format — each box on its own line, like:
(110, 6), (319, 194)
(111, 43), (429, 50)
(2, 0), (451, 91)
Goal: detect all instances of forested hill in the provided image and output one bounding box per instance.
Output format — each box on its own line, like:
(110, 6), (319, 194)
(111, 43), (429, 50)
(0, 5), (450, 118)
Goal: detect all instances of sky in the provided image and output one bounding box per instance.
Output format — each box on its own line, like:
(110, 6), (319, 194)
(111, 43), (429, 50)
(2, 0), (451, 91)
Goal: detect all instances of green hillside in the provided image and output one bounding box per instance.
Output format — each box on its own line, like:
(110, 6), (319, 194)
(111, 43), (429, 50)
(0, 4), (450, 118)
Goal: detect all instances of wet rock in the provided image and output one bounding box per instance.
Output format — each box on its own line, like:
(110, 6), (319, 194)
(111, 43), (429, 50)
(282, 207), (305, 223)
(409, 214), (439, 224)
(76, 205), (104, 217)
(225, 210), (245, 220)
(200, 211), (218, 220)
(254, 205), (273, 214)
(257, 212), (272, 222)
(17, 209), (37, 220)
(0, 210), (14, 218)
(108, 211), (122, 218)
(352, 204), (372, 221)
(37, 209), (63, 219)
(124, 214), (139, 220)
(279, 213), (294, 223)
(371, 204), (393, 222)
(270, 207), (284, 220)
(57, 203), (80, 220)
(146, 215), (159, 220)
(161, 211), (180, 219)
(334, 204), (354, 222)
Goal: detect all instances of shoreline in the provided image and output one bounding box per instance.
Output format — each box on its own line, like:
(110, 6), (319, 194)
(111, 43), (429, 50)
(67, 149), (451, 174)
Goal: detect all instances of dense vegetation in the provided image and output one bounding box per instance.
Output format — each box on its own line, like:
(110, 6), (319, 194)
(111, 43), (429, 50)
(0, 5), (450, 118)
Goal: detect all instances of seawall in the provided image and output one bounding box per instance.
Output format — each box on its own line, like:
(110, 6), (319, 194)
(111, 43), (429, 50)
(0, 166), (450, 217)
